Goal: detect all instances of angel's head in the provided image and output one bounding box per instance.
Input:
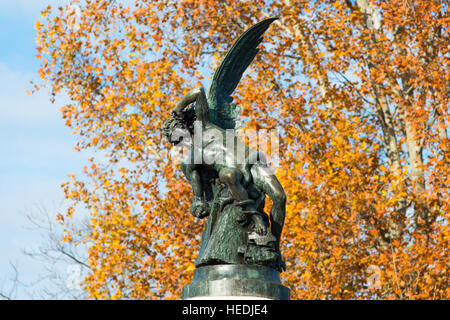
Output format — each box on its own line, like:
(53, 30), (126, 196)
(164, 102), (197, 145)
(163, 116), (185, 146)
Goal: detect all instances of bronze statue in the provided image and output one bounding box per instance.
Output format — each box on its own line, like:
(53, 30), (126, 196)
(163, 18), (286, 272)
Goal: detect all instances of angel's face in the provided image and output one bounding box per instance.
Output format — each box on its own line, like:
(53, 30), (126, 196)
(171, 126), (193, 148)
(163, 117), (182, 145)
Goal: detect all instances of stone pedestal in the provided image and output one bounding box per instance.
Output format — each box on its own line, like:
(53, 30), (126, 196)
(182, 264), (290, 300)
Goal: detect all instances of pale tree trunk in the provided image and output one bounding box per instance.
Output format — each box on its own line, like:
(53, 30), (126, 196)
(271, 1), (398, 249)
(262, 0), (403, 248)
(349, 0), (409, 247)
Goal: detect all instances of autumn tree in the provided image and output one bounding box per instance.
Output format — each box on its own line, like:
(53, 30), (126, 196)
(35, 0), (449, 299)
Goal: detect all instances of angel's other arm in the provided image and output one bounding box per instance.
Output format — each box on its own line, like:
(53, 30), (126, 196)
(181, 163), (210, 218)
(181, 162), (203, 201)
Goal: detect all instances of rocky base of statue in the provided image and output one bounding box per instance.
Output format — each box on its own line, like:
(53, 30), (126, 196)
(194, 185), (286, 272)
(183, 190), (290, 300)
(183, 187), (290, 300)
(182, 264), (290, 300)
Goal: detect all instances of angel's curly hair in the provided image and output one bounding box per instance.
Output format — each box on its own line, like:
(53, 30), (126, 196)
(162, 104), (196, 144)
(162, 105), (196, 144)
(163, 116), (183, 144)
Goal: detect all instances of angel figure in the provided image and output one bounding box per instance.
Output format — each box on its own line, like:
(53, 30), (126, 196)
(163, 18), (286, 266)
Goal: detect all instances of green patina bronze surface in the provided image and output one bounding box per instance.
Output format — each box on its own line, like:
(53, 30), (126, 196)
(195, 185), (282, 270)
(163, 18), (290, 299)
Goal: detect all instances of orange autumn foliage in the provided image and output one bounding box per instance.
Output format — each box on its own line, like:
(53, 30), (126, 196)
(35, 0), (449, 299)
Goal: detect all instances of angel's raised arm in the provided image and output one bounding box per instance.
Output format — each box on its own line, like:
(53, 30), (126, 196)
(173, 86), (210, 123)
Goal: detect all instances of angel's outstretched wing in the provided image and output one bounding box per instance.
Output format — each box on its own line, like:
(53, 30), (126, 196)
(207, 18), (277, 130)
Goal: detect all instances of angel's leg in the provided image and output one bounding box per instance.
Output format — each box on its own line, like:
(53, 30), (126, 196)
(218, 167), (266, 235)
(250, 162), (286, 250)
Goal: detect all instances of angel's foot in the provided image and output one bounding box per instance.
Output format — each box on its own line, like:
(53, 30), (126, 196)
(277, 256), (287, 272)
(272, 241), (286, 272)
(190, 200), (210, 219)
(253, 216), (267, 236)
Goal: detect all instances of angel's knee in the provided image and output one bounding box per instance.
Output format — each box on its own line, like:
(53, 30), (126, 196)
(273, 187), (286, 206)
(219, 167), (239, 186)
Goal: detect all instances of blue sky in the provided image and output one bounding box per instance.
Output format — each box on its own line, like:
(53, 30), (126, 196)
(0, 0), (91, 298)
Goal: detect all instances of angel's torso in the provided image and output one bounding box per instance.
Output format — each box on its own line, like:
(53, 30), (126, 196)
(186, 122), (262, 177)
